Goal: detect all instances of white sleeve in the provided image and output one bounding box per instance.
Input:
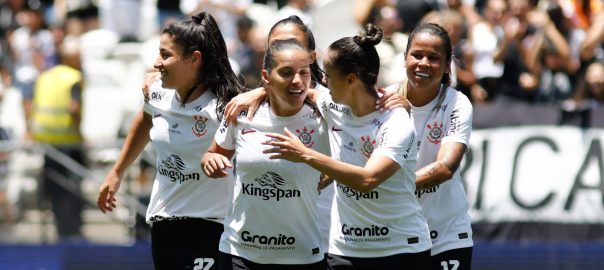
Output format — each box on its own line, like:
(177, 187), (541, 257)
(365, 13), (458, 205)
(214, 119), (236, 150)
(441, 93), (473, 146)
(372, 109), (417, 168)
(315, 91), (331, 117)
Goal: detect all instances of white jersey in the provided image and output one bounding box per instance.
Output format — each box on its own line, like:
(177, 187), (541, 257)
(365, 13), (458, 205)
(216, 102), (330, 264)
(389, 84), (474, 255)
(144, 81), (232, 224)
(316, 92), (431, 258)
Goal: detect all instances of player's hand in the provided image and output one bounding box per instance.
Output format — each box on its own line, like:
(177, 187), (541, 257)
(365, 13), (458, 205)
(224, 87), (266, 126)
(263, 127), (311, 163)
(97, 170), (122, 213)
(142, 72), (160, 103)
(376, 87), (411, 113)
(201, 152), (233, 178)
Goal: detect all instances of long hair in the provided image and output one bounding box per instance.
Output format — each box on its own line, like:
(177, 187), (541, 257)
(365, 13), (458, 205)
(163, 12), (246, 119)
(268, 15), (325, 87)
(327, 24), (383, 97)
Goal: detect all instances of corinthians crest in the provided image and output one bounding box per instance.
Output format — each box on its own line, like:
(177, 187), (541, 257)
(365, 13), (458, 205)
(295, 127), (315, 147)
(426, 121), (443, 144)
(360, 136), (376, 158)
(192, 115), (208, 137)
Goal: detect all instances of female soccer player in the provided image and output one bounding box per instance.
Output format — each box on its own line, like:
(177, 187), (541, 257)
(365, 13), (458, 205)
(389, 22), (474, 270)
(202, 39), (329, 269)
(97, 12), (245, 269)
(262, 24), (431, 270)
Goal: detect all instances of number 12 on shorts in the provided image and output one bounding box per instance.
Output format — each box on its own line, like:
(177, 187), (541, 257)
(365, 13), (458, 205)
(193, 258), (215, 270)
(440, 260), (459, 270)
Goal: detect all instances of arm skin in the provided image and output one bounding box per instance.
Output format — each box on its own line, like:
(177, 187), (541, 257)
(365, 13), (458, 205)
(225, 87), (409, 125)
(201, 140), (235, 178)
(97, 110), (152, 213)
(415, 142), (467, 190)
(263, 128), (400, 193)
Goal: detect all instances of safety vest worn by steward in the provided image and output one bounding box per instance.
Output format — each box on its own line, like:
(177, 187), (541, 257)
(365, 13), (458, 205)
(31, 64), (83, 145)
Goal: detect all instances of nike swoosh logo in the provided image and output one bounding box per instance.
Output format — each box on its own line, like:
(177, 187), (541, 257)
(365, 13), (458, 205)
(331, 126), (342, 132)
(241, 128), (257, 135)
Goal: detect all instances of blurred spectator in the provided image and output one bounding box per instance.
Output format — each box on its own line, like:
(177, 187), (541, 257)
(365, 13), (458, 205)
(492, 0), (541, 103)
(354, 0), (395, 26)
(55, 0), (99, 37)
(373, 5), (407, 86)
(8, 1), (56, 112)
(469, 0), (507, 103)
(0, 125), (14, 241)
(560, 60), (604, 127)
(98, 0), (140, 42)
(531, 4), (581, 104)
(233, 14), (261, 87)
(580, 10), (604, 62)
(558, 0), (603, 31)
(26, 36), (86, 242)
(156, 0), (185, 29)
(396, 0), (434, 33)
(276, 0), (313, 26)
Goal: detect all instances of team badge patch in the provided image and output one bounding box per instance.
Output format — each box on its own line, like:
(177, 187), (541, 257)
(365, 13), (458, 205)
(192, 115), (208, 137)
(295, 127), (315, 147)
(426, 121), (443, 144)
(360, 136), (376, 158)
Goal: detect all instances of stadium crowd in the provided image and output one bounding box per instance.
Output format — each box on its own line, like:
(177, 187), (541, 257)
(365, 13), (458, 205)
(0, 0), (602, 268)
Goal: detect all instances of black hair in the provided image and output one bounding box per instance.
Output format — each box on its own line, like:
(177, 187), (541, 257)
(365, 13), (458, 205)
(163, 12), (246, 119)
(268, 15), (325, 87)
(405, 22), (453, 87)
(327, 24), (383, 97)
(262, 39), (309, 81)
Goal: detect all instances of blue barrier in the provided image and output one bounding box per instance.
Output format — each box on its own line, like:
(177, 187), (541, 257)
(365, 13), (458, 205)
(1, 241), (604, 269)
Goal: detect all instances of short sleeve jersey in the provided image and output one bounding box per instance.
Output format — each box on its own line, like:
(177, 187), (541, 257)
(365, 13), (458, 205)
(316, 92), (431, 258)
(215, 102), (329, 264)
(143, 80), (232, 224)
(389, 84), (474, 255)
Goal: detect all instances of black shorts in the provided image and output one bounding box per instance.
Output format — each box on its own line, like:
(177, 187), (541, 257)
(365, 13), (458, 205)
(151, 218), (223, 270)
(327, 249), (431, 270)
(431, 247), (473, 270)
(219, 252), (326, 270)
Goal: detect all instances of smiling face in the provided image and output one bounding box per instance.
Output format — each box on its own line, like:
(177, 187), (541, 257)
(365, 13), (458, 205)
(405, 32), (450, 93)
(153, 33), (198, 92)
(262, 48), (311, 116)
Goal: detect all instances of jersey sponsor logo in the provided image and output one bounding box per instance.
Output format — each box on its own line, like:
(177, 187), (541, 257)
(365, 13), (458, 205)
(241, 172), (301, 201)
(344, 141), (356, 153)
(169, 123), (181, 134)
(426, 121), (443, 144)
(403, 133), (415, 159)
(151, 91), (165, 101)
(331, 125), (342, 132)
(193, 104), (204, 111)
(360, 136), (376, 158)
(337, 183), (379, 200)
(153, 113), (162, 118)
(370, 118), (383, 128)
(192, 115), (208, 137)
(241, 128), (256, 135)
(219, 120), (228, 134)
(158, 154), (200, 183)
(329, 102), (351, 115)
(447, 109), (460, 136)
(415, 184), (440, 199)
(341, 224), (390, 236)
(240, 230), (296, 250)
(340, 224), (391, 242)
(295, 126), (315, 147)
